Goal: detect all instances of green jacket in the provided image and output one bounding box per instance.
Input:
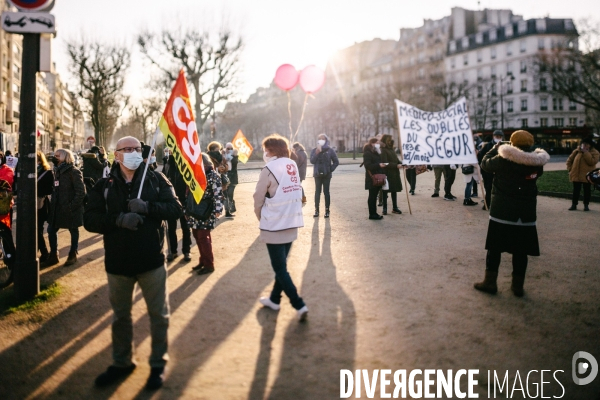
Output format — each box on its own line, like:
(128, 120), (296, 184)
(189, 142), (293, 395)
(481, 145), (549, 223)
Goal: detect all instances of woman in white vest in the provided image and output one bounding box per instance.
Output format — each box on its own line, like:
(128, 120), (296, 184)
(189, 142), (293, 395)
(253, 134), (308, 321)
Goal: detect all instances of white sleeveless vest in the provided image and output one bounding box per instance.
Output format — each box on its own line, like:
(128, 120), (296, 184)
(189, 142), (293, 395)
(260, 157), (304, 232)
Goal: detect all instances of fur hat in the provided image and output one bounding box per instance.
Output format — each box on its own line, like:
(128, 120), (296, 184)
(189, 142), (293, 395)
(510, 130), (534, 148)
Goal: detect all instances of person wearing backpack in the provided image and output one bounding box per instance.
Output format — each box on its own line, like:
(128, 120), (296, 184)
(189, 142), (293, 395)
(44, 149), (86, 268)
(84, 136), (182, 390)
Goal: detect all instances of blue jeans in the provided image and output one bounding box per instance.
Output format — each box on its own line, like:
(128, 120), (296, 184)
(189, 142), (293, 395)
(464, 179), (474, 200)
(47, 225), (79, 253)
(266, 243), (305, 310)
(107, 265), (170, 368)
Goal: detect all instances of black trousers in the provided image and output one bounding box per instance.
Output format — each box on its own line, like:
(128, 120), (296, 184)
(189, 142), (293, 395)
(572, 182), (591, 206)
(443, 166), (456, 196)
(406, 168), (416, 192)
(167, 215), (192, 254)
(482, 172), (493, 207)
(382, 191), (398, 208)
(367, 188), (380, 216)
(486, 250), (528, 276)
(314, 174), (332, 209)
(0, 222), (15, 267)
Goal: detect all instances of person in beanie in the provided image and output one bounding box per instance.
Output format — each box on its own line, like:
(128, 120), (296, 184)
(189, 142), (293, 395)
(254, 134), (308, 321)
(475, 130), (549, 297)
(310, 133), (339, 218)
(478, 130), (504, 210)
(566, 137), (599, 211)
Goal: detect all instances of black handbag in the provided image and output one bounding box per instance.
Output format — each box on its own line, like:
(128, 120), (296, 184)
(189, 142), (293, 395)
(461, 165), (475, 175)
(186, 193), (214, 221)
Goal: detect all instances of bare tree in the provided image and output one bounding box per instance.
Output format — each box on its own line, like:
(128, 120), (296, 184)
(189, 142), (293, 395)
(67, 40), (130, 147)
(137, 27), (243, 130)
(534, 19), (600, 113)
(129, 98), (163, 143)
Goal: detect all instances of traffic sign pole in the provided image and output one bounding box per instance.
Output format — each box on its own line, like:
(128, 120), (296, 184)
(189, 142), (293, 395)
(14, 33), (40, 301)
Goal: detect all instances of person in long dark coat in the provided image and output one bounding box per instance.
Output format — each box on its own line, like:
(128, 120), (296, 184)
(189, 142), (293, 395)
(45, 149), (86, 267)
(37, 151), (55, 264)
(475, 130), (550, 297)
(293, 142), (308, 203)
(363, 137), (386, 220)
(379, 134), (402, 215)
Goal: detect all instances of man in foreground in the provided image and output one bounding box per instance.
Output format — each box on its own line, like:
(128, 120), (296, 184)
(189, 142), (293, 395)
(84, 136), (182, 390)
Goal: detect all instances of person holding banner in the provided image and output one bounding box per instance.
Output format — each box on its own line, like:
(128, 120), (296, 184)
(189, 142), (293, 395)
(84, 136), (183, 390)
(474, 130), (550, 297)
(254, 134), (308, 321)
(310, 134), (339, 218)
(363, 137), (386, 220)
(379, 134), (403, 214)
(224, 142), (239, 213)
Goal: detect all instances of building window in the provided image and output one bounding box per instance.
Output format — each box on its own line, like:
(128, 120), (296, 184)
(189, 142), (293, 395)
(491, 101), (497, 113)
(520, 60), (527, 73)
(490, 30), (497, 41)
(569, 101), (576, 111)
(477, 69), (483, 81)
(553, 98), (563, 111)
(520, 40), (527, 53)
(521, 99), (528, 111)
(491, 120), (498, 129)
(507, 100), (514, 112)
(505, 25), (513, 37)
(491, 65), (496, 78)
(520, 80), (527, 92)
(463, 54), (468, 66)
(540, 98), (548, 111)
(476, 33), (483, 44)
(462, 37), (469, 49)
(491, 47), (497, 59)
(477, 50), (482, 62)
(477, 86), (483, 98)
(506, 43), (512, 56)
(521, 118), (528, 127)
(477, 120), (484, 130)
(449, 41), (457, 53)
(491, 83), (497, 96)
(451, 57), (455, 69)
(569, 117), (577, 126)
(540, 118), (548, 127)
(554, 118), (564, 127)
(12, 83), (19, 96)
(506, 80), (513, 94)
(518, 21), (527, 34)
(506, 62), (513, 75)
(477, 104), (483, 115)
(540, 78), (547, 91)
(538, 38), (545, 50)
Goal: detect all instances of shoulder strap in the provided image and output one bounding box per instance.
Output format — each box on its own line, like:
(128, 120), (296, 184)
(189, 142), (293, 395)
(37, 170), (49, 182)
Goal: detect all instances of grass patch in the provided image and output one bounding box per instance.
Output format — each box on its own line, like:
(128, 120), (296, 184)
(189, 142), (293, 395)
(337, 153), (362, 159)
(537, 170), (573, 194)
(0, 283), (62, 315)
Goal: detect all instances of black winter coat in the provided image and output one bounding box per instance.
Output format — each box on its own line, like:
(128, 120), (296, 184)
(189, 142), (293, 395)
(295, 149), (308, 181)
(81, 153), (107, 183)
(165, 155), (188, 202)
(310, 146), (339, 176)
(481, 145), (549, 223)
(48, 163), (86, 229)
(363, 146), (384, 190)
(84, 163), (183, 276)
(227, 154), (239, 185)
(477, 141), (495, 179)
(380, 146), (402, 192)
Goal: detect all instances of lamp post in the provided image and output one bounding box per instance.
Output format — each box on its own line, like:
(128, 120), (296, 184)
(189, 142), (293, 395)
(499, 74), (515, 131)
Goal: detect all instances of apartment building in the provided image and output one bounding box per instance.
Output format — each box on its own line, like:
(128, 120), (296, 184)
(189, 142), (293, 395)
(446, 18), (590, 152)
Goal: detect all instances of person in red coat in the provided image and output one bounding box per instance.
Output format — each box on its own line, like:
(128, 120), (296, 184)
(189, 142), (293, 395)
(0, 151), (15, 269)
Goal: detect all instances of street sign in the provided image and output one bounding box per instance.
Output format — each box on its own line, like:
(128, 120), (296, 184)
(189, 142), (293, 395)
(1, 11), (55, 34)
(7, 0), (55, 12)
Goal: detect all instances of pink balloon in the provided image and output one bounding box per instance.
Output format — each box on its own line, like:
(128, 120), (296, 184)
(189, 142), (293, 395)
(299, 65), (325, 94)
(274, 64), (299, 91)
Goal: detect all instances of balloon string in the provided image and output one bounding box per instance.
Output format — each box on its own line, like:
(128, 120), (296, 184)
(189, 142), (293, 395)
(287, 91), (294, 141)
(292, 93), (309, 143)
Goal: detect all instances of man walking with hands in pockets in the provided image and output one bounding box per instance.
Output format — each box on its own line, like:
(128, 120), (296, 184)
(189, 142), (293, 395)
(84, 136), (182, 391)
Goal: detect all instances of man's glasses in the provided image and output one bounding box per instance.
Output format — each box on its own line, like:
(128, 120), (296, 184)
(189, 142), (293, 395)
(116, 147), (142, 153)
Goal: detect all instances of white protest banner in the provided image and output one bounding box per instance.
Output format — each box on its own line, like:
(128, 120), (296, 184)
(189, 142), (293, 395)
(395, 97), (477, 165)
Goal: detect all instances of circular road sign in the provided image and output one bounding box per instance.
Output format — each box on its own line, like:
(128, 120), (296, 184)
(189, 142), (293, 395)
(7, 0), (55, 12)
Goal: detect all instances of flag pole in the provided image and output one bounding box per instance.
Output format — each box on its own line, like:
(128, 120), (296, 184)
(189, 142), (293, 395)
(394, 100), (412, 215)
(137, 126), (161, 199)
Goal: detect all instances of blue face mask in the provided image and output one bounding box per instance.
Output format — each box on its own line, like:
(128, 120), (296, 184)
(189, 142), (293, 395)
(121, 152), (143, 170)
(150, 156), (157, 164)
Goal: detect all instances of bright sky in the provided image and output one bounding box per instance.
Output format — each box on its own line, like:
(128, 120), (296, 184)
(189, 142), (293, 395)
(51, 0), (597, 104)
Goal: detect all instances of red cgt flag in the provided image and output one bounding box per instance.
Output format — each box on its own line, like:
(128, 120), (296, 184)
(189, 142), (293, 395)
(159, 70), (207, 203)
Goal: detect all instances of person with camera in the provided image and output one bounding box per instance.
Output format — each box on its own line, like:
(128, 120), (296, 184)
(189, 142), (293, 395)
(566, 137), (599, 211)
(474, 130), (549, 297)
(310, 133), (339, 218)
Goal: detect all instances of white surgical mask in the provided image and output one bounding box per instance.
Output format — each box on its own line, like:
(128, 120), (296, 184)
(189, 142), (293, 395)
(121, 151), (143, 170)
(317, 139), (325, 146)
(374, 143), (381, 149)
(150, 156), (156, 164)
(263, 152), (271, 163)
(493, 138), (502, 143)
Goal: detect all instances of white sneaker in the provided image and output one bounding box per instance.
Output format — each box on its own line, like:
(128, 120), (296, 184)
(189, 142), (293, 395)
(259, 297), (280, 311)
(297, 305), (308, 321)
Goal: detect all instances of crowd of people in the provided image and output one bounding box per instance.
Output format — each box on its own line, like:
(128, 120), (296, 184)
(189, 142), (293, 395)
(0, 126), (597, 391)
